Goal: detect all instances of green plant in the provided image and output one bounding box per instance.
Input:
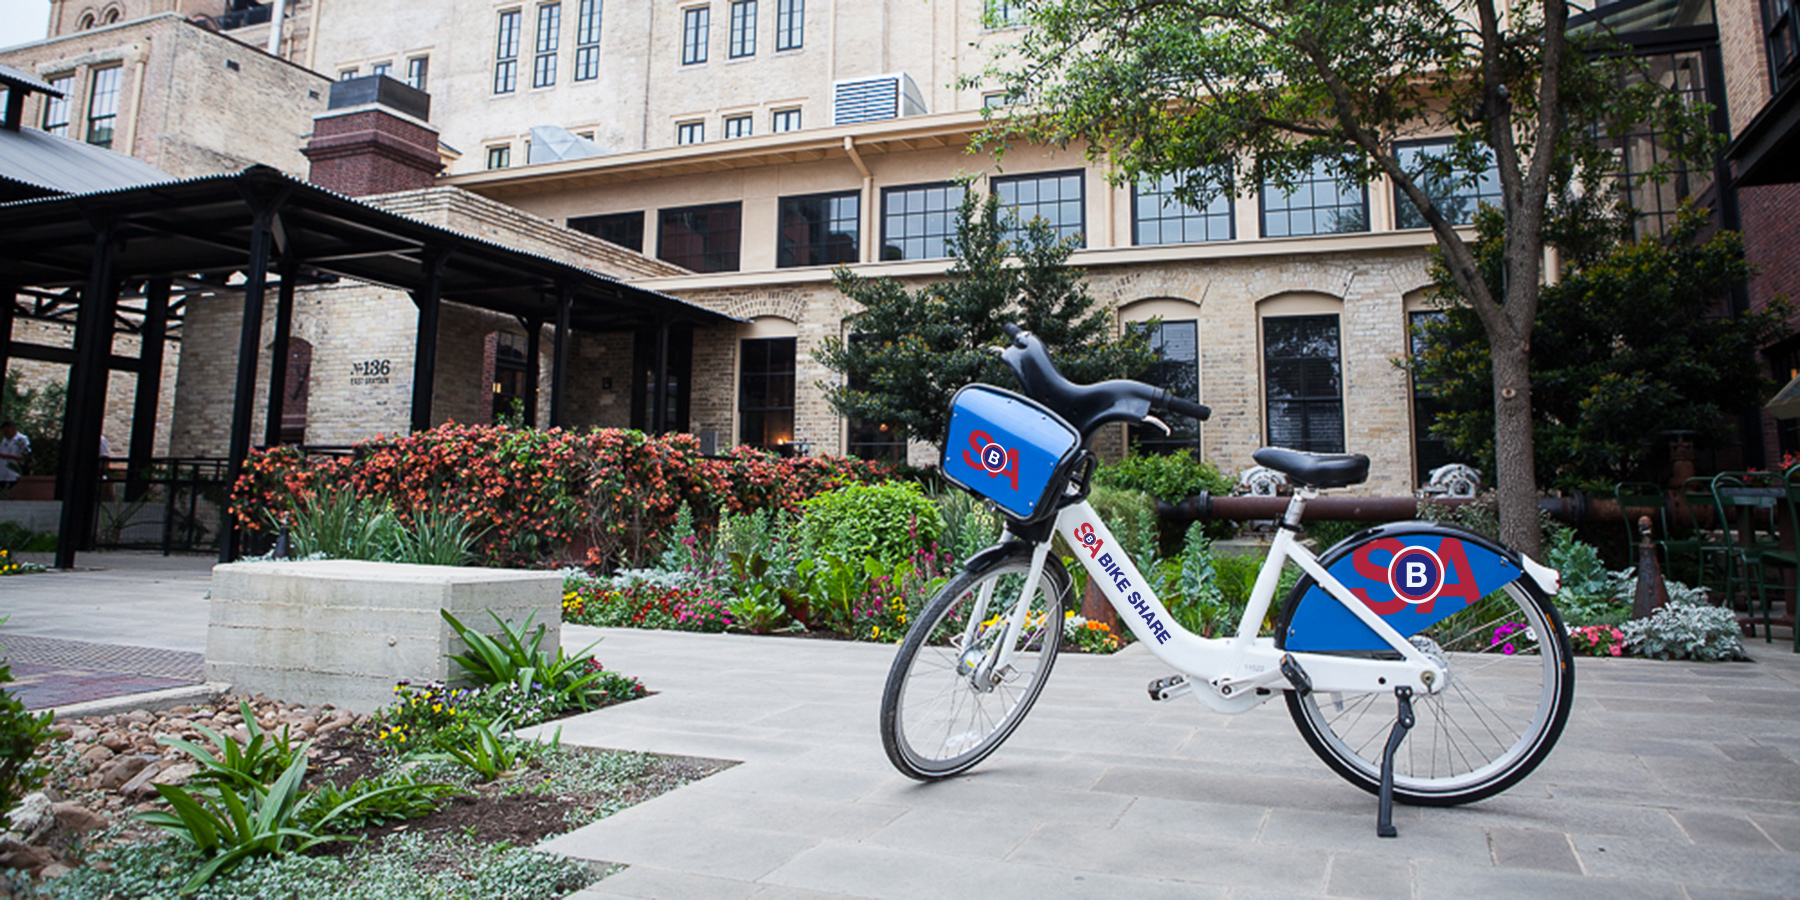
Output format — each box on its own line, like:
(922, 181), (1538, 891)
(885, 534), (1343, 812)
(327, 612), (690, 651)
(423, 718), (550, 782)
(1, 627), (54, 831)
(724, 551), (795, 634)
(934, 490), (1001, 560)
(1541, 527), (1632, 627)
(0, 522), (56, 554)
(286, 486), (402, 561)
(1163, 523), (1232, 638)
(1093, 453), (1232, 503)
(1084, 485), (1159, 564)
(440, 609), (603, 696)
(156, 700), (301, 793)
(798, 481), (946, 565)
(293, 772), (459, 831)
(390, 501), (479, 566)
(1623, 598), (1748, 661)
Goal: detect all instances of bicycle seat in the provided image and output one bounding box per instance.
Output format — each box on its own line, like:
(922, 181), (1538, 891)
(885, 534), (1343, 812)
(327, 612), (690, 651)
(1253, 447), (1370, 489)
(1000, 329), (1191, 436)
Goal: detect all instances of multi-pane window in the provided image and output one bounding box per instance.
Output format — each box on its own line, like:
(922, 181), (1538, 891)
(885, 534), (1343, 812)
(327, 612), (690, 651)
(771, 107), (801, 132)
(729, 0), (756, 58)
(1263, 314), (1344, 453)
(338, 68), (359, 80)
(370, 61), (392, 78)
(881, 182), (966, 261)
(1767, 0), (1799, 92)
(1134, 174), (1234, 245)
(681, 6), (710, 65)
(992, 170), (1085, 246)
(568, 211), (645, 252)
(405, 56), (429, 90)
(492, 332), (531, 423)
(740, 337), (796, 450)
(1393, 140), (1501, 229)
(85, 66), (121, 148)
(574, 0), (601, 81)
(676, 120), (704, 144)
(486, 145), (512, 169)
(659, 202), (743, 272)
(1129, 319), (1202, 456)
(533, 3), (561, 88)
(724, 114), (753, 138)
(1608, 49), (1712, 238)
(775, 0), (803, 50)
(846, 336), (904, 463)
(494, 9), (522, 93)
(1260, 158), (1368, 237)
(41, 76), (72, 136)
(778, 192), (859, 267)
(986, 0), (1021, 27)
(1408, 310), (1456, 485)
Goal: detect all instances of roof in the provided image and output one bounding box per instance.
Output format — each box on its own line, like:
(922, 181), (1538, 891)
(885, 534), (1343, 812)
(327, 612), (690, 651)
(0, 63), (61, 98)
(0, 126), (176, 201)
(0, 165), (741, 332)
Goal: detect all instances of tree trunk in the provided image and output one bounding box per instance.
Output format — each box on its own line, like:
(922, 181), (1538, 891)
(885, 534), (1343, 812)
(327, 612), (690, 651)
(1490, 338), (1541, 557)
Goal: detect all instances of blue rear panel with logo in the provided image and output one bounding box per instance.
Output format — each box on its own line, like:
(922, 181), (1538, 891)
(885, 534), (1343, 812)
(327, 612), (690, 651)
(942, 385), (1081, 523)
(1283, 529), (1525, 652)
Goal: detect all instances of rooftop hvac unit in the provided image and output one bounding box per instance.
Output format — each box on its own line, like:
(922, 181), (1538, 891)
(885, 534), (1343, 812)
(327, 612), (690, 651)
(832, 73), (927, 126)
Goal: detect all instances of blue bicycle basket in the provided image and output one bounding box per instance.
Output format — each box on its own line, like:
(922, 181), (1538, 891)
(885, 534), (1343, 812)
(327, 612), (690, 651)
(942, 384), (1081, 523)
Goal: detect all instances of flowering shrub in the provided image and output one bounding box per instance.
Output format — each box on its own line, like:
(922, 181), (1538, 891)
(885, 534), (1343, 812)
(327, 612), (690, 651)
(1063, 613), (1124, 654)
(1569, 624), (1628, 657)
(564, 577), (734, 632)
(1489, 622), (1534, 655)
(371, 681), (480, 753)
(232, 424), (889, 568)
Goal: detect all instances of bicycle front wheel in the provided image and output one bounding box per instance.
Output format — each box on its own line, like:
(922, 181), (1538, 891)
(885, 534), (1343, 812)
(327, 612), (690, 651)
(1281, 576), (1574, 806)
(879, 547), (1068, 780)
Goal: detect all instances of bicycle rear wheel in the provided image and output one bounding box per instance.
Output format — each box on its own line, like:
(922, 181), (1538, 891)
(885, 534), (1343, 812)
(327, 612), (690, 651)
(880, 547), (1068, 780)
(1281, 576), (1574, 806)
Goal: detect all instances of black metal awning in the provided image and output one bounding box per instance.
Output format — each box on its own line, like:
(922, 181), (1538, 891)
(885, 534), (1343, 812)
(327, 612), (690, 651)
(0, 165), (738, 567)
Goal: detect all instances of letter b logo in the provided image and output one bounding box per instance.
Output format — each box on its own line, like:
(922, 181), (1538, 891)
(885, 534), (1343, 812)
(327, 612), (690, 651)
(1406, 561), (1427, 589)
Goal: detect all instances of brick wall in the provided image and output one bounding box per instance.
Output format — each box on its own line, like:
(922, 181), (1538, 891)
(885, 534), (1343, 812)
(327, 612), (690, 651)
(5, 306), (180, 460)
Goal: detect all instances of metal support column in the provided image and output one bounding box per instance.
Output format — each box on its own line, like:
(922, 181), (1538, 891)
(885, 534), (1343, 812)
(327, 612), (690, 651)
(549, 285), (573, 428)
(126, 278), (170, 503)
(0, 281), (14, 390)
(264, 263), (297, 447)
(56, 226), (119, 569)
(220, 211), (277, 563)
(524, 318), (542, 428)
(410, 249), (448, 434)
(653, 319), (670, 434)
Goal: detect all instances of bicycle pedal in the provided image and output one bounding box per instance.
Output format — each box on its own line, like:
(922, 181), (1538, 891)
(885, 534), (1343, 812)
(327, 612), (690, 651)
(1147, 674), (1189, 701)
(1279, 653), (1313, 697)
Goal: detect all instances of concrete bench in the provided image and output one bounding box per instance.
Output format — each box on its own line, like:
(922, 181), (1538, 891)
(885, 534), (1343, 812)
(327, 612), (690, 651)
(206, 559), (562, 713)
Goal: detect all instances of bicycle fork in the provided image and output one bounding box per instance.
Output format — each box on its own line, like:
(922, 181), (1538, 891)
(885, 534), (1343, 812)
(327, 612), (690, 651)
(958, 538), (1052, 693)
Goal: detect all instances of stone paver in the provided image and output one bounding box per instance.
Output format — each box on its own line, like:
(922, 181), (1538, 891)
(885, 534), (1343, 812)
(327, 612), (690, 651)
(534, 627), (1800, 899)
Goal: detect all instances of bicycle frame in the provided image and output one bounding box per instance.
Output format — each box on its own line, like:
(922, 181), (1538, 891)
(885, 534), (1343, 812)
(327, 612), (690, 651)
(996, 491), (1459, 714)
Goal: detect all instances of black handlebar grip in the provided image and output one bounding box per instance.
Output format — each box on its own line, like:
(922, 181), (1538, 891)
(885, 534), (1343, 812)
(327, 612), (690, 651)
(1167, 395), (1212, 422)
(1002, 322), (1024, 340)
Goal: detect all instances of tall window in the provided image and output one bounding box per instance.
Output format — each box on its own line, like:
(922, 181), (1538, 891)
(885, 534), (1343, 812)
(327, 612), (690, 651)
(533, 3), (561, 88)
(405, 56), (429, 90)
(778, 192), (859, 267)
(740, 337), (796, 450)
(682, 6), (710, 65)
(574, 0), (602, 81)
(486, 144), (512, 169)
(846, 336), (904, 463)
(1393, 140), (1501, 229)
(676, 120), (704, 144)
(1767, 0), (1799, 92)
(1129, 319), (1202, 455)
(568, 211), (645, 252)
(1608, 49), (1712, 238)
(1260, 158), (1368, 237)
(1134, 174), (1233, 245)
(659, 202), (743, 272)
(42, 75), (72, 136)
(724, 114), (753, 138)
(993, 170), (1085, 247)
(775, 0), (803, 50)
(729, 0), (756, 57)
(85, 67), (122, 148)
(771, 107), (801, 132)
(492, 332), (531, 422)
(881, 182), (966, 260)
(495, 9), (522, 93)
(1263, 314), (1344, 453)
(1408, 310), (1456, 485)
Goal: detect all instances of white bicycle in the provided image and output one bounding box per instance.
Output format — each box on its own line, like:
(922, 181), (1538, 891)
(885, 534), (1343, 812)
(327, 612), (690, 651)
(878, 325), (1574, 835)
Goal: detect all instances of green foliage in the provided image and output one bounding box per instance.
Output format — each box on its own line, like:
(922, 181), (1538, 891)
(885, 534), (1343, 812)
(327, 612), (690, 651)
(798, 481), (945, 565)
(817, 191), (1153, 449)
(1623, 597), (1748, 661)
(1411, 206), (1783, 491)
(712, 507), (796, 576)
(1164, 523), (1230, 638)
(1542, 528), (1631, 627)
(423, 719), (538, 782)
(390, 500), (479, 566)
(1, 628), (54, 831)
(0, 522), (56, 554)
(291, 772), (458, 831)
(155, 701), (302, 793)
(934, 490), (1002, 560)
(1084, 485), (1159, 566)
(1416, 494), (1505, 544)
(440, 609), (601, 697)
(1094, 453), (1232, 503)
(724, 551), (796, 633)
(286, 486), (401, 561)
(1, 371), (65, 479)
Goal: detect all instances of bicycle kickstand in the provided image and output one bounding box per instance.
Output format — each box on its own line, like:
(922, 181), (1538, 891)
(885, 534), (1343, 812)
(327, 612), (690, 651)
(1376, 685), (1415, 839)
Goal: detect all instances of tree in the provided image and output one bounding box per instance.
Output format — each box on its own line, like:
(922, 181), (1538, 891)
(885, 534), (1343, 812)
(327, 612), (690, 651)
(817, 191), (1151, 450)
(1412, 203), (1786, 493)
(980, 0), (1712, 554)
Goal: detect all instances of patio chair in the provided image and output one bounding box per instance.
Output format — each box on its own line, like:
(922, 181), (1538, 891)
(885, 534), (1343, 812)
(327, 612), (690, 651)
(1710, 472), (1785, 640)
(1614, 481), (1704, 586)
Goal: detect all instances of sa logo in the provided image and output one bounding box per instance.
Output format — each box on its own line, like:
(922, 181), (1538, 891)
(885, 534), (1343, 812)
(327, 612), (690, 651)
(1073, 521), (1105, 558)
(1348, 538), (1482, 615)
(963, 429), (1020, 491)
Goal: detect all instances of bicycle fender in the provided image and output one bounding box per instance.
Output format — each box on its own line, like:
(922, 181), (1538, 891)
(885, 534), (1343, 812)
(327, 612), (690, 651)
(1282, 522), (1527, 653)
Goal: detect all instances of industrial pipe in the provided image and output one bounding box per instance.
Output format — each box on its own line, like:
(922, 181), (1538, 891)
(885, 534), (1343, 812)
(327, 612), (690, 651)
(1157, 492), (1621, 526)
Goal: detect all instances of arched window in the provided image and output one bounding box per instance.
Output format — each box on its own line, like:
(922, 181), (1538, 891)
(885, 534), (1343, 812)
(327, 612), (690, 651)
(1120, 298), (1203, 456)
(739, 316), (798, 452)
(1259, 292), (1345, 453)
(78, 11), (97, 29)
(101, 6), (122, 24)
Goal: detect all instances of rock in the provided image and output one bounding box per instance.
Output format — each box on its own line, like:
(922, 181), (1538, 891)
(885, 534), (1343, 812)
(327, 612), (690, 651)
(96, 755), (154, 791)
(50, 804), (107, 834)
(150, 763), (198, 788)
(0, 837), (53, 875)
(99, 734), (130, 753)
(168, 706), (196, 716)
(79, 745), (115, 768)
(68, 727), (96, 743)
(40, 863), (71, 879)
(4, 794), (52, 838)
(119, 762), (165, 799)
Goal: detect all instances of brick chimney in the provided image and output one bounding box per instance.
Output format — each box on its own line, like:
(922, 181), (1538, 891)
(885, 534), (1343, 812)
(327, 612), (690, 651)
(302, 75), (441, 197)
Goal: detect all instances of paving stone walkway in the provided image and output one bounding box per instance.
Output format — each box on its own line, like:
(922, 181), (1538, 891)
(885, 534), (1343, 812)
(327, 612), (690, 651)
(539, 627), (1800, 900)
(2, 634), (205, 710)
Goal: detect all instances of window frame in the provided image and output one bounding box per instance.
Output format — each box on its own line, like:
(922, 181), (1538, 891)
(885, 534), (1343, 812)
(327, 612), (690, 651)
(1258, 157), (1369, 238)
(681, 6), (710, 65)
(1391, 138), (1501, 230)
(676, 119), (704, 144)
(533, 2), (561, 89)
(1767, 0), (1800, 92)
(85, 66), (122, 149)
(774, 0), (804, 51)
(41, 75), (73, 136)
(494, 8), (522, 94)
(723, 113), (753, 138)
(728, 0), (757, 58)
(657, 201), (744, 272)
(567, 211), (645, 252)
(777, 191), (860, 268)
(369, 60), (393, 78)
(486, 144), (512, 169)
(1126, 317), (1203, 456)
(1132, 173), (1235, 246)
(771, 107), (801, 132)
(1261, 312), (1345, 454)
(405, 55), (429, 90)
(738, 335), (797, 451)
(984, 0), (1022, 28)
(573, 0), (602, 81)
(991, 168), (1087, 248)
(879, 181), (967, 261)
